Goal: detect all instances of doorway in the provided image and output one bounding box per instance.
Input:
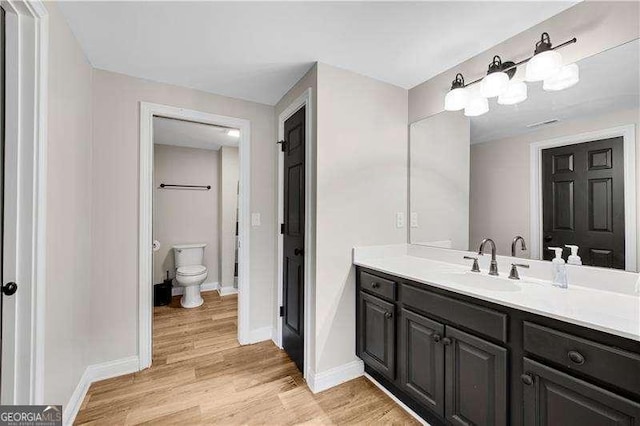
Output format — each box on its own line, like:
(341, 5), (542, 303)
(281, 106), (306, 372)
(139, 103), (251, 370)
(530, 125), (637, 271)
(542, 137), (625, 268)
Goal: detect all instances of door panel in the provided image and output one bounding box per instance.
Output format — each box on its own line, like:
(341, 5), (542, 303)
(523, 358), (640, 426)
(542, 137), (625, 269)
(399, 308), (445, 416)
(358, 291), (395, 380)
(282, 106), (305, 372)
(445, 326), (507, 426)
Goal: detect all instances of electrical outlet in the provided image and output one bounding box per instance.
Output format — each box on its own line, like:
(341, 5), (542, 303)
(396, 212), (405, 228)
(410, 212), (419, 228)
(251, 212), (261, 227)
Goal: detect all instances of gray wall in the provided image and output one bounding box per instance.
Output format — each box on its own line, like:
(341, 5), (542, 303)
(44, 2), (93, 406)
(410, 112), (470, 249)
(152, 144), (219, 284)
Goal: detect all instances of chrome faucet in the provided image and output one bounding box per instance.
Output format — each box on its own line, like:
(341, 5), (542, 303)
(511, 236), (527, 257)
(478, 238), (499, 276)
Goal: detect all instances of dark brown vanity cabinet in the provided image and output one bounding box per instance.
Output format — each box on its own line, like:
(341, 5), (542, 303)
(357, 291), (396, 380)
(522, 358), (640, 425)
(356, 266), (640, 426)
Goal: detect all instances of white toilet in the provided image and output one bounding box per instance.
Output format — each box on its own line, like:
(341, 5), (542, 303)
(173, 243), (208, 308)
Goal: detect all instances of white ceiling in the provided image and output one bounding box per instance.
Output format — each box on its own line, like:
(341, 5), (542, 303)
(57, 1), (576, 105)
(153, 117), (239, 150)
(470, 39), (640, 144)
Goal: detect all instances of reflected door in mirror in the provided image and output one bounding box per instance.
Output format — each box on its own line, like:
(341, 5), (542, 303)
(542, 137), (625, 269)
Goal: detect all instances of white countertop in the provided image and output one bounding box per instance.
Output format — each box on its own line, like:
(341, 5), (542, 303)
(355, 254), (640, 342)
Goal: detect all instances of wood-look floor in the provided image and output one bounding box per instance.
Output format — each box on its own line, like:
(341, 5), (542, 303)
(75, 291), (418, 425)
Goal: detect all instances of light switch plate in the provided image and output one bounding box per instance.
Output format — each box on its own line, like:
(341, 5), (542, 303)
(251, 213), (261, 227)
(410, 212), (419, 228)
(396, 212), (405, 228)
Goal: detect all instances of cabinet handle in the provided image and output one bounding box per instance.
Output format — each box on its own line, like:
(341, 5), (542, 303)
(432, 333), (441, 343)
(371, 282), (380, 289)
(568, 350), (585, 365)
(521, 374), (534, 386)
(442, 337), (452, 346)
(384, 311), (393, 319)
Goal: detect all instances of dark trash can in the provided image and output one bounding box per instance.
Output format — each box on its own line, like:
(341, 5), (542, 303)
(154, 278), (173, 306)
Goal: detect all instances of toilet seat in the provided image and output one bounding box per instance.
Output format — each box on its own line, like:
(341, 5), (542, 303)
(177, 265), (207, 277)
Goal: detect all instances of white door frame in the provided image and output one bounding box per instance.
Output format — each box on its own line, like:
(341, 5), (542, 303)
(275, 88), (314, 382)
(138, 102), (251, 369)
(529, 124), (637, 271)
(1, 0), (48, 404)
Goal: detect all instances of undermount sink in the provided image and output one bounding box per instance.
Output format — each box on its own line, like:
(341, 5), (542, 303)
(447, 271), (522, 292)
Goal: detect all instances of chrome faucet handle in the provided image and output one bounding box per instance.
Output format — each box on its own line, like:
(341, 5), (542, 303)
(463, 256), (480, 273)
(509, 263), (530, 280)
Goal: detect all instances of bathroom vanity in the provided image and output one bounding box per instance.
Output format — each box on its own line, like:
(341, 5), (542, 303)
(354, 248), (640, 426)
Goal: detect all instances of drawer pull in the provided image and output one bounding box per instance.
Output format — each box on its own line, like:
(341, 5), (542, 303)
(442, 337), (452, 346)
(371, 282), (380, 289)
(432, 333), (442, 343)
(384, 311), (393, 319)
(568, 350), (585, 365)
(521, 373), (534, 386)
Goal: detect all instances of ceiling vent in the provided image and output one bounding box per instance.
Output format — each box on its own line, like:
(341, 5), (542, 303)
(526, 118), (559, 128)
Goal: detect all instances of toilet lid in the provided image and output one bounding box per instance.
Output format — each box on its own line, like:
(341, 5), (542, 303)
(177, 265), (207, 276)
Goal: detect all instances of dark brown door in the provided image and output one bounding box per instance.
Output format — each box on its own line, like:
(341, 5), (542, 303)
(282, 106), (305, 372)
(358, 291), (396, 380)
(445, 326), (507, 426)
(399, 308), (445, 416)
(523, 358), (640, 426)
(542, 138), (625, 269)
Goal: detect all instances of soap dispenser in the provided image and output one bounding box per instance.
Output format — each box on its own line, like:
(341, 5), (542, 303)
(565, 245), (582, 265)
(548, 247), (568, 288)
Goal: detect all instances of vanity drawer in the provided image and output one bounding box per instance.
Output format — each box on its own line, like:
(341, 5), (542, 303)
(400, 283), (507, 343)
(523, 322), (640, 395)
(359, 271), (396, 301)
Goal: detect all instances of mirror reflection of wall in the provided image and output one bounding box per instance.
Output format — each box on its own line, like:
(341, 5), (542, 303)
(410, 39), (640, 271)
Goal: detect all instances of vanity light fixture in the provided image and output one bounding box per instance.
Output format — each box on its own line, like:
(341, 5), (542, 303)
(444, 73), (469, 111)
(443, 33), (577, 113)
(480, 56), (510, 98)
(227, 129), (240, 138)
(543, 63), (579, 91)
(526, 32), (563, 82)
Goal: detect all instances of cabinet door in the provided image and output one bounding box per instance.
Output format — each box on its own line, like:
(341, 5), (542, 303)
(399, 308), (445, 416)
(523, 358), (640, 426)
(358, 291), (396, 380)
(445, 326), (507, 426)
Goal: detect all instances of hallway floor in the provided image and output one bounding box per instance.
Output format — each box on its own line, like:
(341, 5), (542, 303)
(74, 291), (418, 425)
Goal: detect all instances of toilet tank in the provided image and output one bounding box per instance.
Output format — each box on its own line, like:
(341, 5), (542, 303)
(173, 243), (206, 268)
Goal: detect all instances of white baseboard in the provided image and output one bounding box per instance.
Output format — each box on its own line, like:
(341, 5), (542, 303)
(217, 285), (238, 296)
(171, 281), (218, 296)
(64, 356), (139, 426)
(307, 359), (364, 394)
(364, 373), (429, 425)
(244, 326), (273, 344)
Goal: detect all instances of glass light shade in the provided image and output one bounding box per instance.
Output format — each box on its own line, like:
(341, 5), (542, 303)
(444, 87), (468, 111)
(498, 80), (528, 105)
(526, 50), (562, 82)
(480, 71), (509, 98)
(543, 63), (579, 91)
(464, 95), (489, 117)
